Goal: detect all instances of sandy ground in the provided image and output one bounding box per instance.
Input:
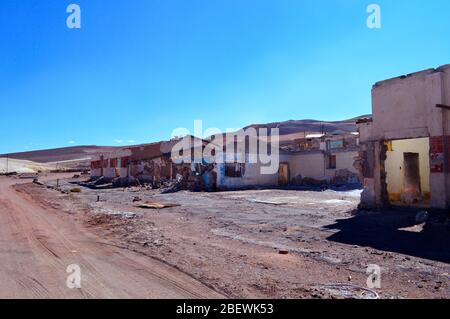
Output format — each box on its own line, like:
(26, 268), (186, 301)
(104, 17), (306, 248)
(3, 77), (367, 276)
(15, 174), (448, 299)
(0, 174), (223, 299)
(0, 157), (91, 174)
(0, 158), (52, 173)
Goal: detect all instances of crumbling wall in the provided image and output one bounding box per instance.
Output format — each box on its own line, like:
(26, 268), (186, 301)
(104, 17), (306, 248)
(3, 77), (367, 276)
(357, 65), (450, 209)
(130, 156), (174, 187)
(288, 152), (325, 182)
(385, 138), (430, 203)
(288, 150), (359, 186)
(215, 162), (279, 190)
(356, 141), (377, 209)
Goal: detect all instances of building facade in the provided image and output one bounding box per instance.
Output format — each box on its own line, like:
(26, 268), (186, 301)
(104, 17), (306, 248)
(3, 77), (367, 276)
(357, 64), (450, 209)
(90, 133), (360, 191)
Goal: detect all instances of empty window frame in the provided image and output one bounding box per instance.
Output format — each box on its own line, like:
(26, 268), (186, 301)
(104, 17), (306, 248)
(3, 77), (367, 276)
(225, 163), (245, 178)
(327, 154), (337, 169)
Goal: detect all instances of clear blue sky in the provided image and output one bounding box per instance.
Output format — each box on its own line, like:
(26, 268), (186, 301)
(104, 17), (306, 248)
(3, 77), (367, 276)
(1, 0), (450, 153)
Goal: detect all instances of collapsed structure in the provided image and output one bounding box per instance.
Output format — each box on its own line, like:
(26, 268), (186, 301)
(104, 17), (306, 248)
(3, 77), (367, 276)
(279, 132), (360, 187)
(90, 129), (360, 191)
(91, 140), (179, 187)
(357, 64), (450, 209)
(215, 131), (360, 190)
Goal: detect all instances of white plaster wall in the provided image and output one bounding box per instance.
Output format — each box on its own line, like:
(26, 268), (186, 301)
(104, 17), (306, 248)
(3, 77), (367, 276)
(441, 65), (450, 208)
(215, 162), (279, 189)
(325, 151), (359, 180)
(288, 152), (326, 181)
(91, 168), (102, 178)
(368, 65), (450, 209)
(289, 151), (358, 182)
(358, 122), (373, 143)
(90, 149), (131, 179)
(336, 151), (358, 172)
(385, 138), (430, 197)
(102, 167), (128, 179)
(372, 71), (428, 139)
(371, 69), (443, 140)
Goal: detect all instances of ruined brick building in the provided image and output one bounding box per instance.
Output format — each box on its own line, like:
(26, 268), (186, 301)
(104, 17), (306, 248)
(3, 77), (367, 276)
(356, 64), (450, 209)
(90, 131), (360, 191)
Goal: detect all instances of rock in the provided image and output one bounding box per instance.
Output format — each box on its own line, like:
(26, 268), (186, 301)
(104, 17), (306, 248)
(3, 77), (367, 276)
(415, 211), (429, 223)
(153, 240), (163, 247)
(279, 250), (289, 255)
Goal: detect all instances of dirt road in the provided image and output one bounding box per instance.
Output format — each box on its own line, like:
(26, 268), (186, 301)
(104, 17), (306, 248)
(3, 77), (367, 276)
(0, 175), (223, 299)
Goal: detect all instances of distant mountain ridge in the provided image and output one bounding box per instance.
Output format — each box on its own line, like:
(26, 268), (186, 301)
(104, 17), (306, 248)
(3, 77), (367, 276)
(243, 115), (370, 136)
(1, 115), (371, 164)
(0, 146), (120, 164)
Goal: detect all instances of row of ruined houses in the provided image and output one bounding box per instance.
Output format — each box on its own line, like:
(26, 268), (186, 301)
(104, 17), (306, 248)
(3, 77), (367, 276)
(90, 132), (361, 192)
(91, 64), (450, 210)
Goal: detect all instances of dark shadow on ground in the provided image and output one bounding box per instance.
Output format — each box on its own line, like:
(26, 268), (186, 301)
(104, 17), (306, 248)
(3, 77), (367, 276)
(324, 209), (450, 264)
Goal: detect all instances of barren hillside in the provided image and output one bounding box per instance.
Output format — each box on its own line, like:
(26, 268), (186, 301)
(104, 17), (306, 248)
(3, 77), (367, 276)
(1, 115), (370, 166)
(243, 115), (370, 136)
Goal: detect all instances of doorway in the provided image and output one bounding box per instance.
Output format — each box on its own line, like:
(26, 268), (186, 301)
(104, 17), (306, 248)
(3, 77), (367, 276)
(403, 152), (422, 204)
(384, 138), (430, 206)
(278, 163), (290, 186)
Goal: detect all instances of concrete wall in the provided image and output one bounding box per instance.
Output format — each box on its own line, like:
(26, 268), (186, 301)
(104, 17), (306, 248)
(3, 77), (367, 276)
(288, 150), (359, 182)
(130, 157), (173, 183)
(371, 68), (444, 140)
(360, 65), (450, 209)
(90, 149), (131, 179)
(327, 150), (359, 180)
(288, 152), (325, 181)
(215, 161), (280, 189)
(91, 168), (102, 178)
(358, 121), (373, 144)
(103, 166), (129, 179)
(215, 149), (359, 189)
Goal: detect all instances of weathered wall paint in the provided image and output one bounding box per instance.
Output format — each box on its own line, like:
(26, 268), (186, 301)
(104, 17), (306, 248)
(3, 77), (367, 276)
(359, 64), (450, 209)
(385, 138), (430, 199)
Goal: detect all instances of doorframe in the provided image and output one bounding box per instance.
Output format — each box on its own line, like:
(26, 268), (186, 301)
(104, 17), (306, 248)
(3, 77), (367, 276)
(278, 162), (290, 186)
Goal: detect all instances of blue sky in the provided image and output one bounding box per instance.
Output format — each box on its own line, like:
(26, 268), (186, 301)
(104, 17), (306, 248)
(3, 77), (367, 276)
(1, 0), (450, 153)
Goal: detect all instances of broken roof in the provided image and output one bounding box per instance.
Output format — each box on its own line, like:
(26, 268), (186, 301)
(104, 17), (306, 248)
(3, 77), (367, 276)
(373, 64), (450, 89)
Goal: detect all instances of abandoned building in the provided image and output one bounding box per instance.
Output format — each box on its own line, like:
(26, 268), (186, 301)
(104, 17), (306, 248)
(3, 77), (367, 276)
(90, 148), (131, 180)
(90, 137), (211, 188)
(90, 140), (178, 186)
(356, 64), (450, 210)
(90, 130), (360, 191)
(212, 131), (360, 190)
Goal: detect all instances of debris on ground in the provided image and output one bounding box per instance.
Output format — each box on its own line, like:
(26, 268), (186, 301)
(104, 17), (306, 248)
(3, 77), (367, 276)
(249, 199), (286, 206)
(136, 201), (180, 209)
(313, 284), (379, 299)
(416, 211), (429, 223)
(19, 178), (450, 299)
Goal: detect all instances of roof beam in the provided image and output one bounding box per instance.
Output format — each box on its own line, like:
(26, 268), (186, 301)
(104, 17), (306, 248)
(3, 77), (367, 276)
(436, 104), (450, 110)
